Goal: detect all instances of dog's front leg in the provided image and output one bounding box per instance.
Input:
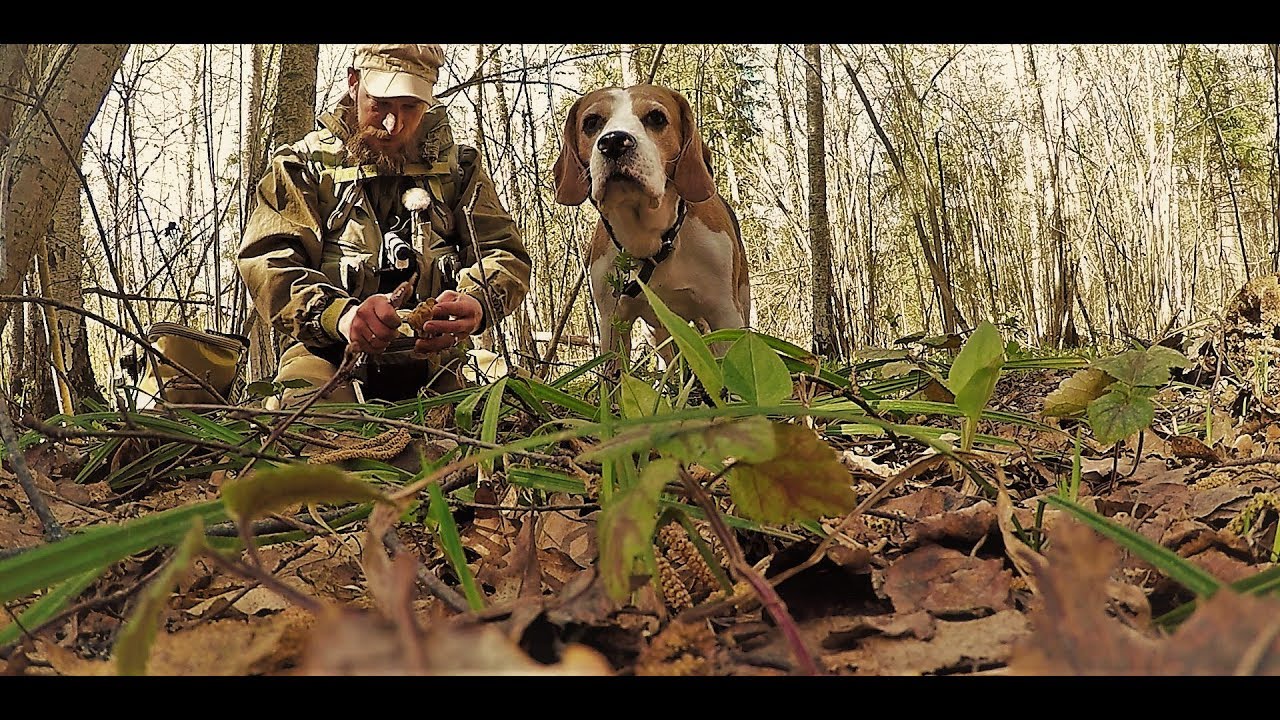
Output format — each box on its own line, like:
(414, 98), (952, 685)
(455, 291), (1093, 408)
(703, 304), (746, 357)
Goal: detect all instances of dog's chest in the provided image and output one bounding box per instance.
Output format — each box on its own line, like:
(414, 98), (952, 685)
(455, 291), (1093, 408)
(607, 219), (734, 320)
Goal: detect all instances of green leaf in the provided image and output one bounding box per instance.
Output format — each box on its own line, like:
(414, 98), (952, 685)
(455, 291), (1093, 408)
(597, 458), (678, 600)
(1087, 386), (1155, 445)
(175, 409), (248, 445)
(220, 464), (390, 528)
(1147, 344), (1192, 370)
(0, 567), (103, 647)
(581, 416), (776, 467)
(637, 281), (723, 402)
(505, 378), (551, 420)
(1043, 367), (1116, 418)
(1092, 347), (1188, 388)
(114, 519), (206, 675)
(919, 333), (963, 350)
(0, 501), (227, 604)
(703, 328), (821, 372)
(656, 415), (776, 466)
(453, 384), (490, 432)
(946, 320), (1005, 419)
(279, 378), (314, 390)
(244, 380), (278, 399)
(727, 423), (856, 524)
(722, 332), (793, 406)
(428, 481), (485, 611)
(619, 373), (672, 418)
(479, 377), (509, 473)
(523, 376), (598, 419)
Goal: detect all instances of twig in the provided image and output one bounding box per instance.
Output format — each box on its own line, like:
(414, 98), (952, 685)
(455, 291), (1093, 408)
(382, 529), (471, 614)
(768, 453), (948, 591)
(19, 414), (288, 463)
(462, 186), (513, 371)
(82, 287), (212, 305)
(0, 393), (63, 541)
(538, 266), (585, 377)
(677, 466), (821, 676)
(165, 403), (565, 460)
(645, 45), (666, 84)
(200, 549), (326, 615)
(244, 275), (418, 474)
(0, 558), (170, 649)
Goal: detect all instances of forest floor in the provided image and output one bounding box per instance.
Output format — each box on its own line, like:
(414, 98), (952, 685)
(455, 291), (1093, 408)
(3, 346), (1280, 676)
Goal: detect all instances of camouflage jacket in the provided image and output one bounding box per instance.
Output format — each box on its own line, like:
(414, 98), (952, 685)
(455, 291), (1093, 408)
(237, 95), (531, 360)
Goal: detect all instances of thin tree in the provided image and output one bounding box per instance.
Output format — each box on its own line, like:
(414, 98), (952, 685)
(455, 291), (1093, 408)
(803, 45), (839, 360)
(0, 44), (128, 311)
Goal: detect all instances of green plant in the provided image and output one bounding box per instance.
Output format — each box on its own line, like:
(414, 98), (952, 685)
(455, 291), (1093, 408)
(944, 320), (1006, 453)
(1043, 344), (1191, 445)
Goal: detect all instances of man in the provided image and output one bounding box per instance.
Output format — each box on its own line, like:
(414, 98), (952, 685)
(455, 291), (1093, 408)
(238, 44), (531, 409)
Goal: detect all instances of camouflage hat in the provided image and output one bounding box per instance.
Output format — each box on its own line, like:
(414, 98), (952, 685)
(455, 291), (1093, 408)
(353, 44), (444, 104)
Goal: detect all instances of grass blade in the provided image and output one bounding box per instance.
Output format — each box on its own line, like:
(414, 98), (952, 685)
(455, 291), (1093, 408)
(1042, 494), (1221, 597)
(427, 481), (485, 611)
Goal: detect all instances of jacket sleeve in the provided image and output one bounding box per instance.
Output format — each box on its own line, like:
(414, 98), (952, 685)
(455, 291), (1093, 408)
(237, 146), (358, 353)
(451, 152), (532, 334)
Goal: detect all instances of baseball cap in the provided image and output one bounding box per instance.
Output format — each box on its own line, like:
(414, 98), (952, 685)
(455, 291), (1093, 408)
(352, 44), (444, 104)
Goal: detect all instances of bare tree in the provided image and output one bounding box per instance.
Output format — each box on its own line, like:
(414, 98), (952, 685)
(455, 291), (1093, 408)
(804, 45), (839, 359)
(239, 43), (317, 382)
(0, 44), (127, 301)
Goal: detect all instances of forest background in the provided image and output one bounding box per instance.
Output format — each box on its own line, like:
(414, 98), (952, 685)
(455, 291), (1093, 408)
(2, 43), (1277, 416)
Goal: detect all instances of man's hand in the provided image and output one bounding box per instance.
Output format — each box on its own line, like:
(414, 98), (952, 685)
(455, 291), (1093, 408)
(414, 290), (483, 354)
(338, 294), (403, 354)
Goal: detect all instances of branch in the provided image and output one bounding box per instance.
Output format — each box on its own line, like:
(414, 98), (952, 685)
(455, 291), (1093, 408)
(677, 466), (820, 676)
(0, 389), (63, 541)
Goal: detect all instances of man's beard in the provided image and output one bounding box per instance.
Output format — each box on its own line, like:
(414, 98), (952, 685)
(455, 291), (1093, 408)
(343, 105), (421, 174)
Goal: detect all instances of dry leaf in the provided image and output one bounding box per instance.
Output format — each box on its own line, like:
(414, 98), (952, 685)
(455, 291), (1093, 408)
(881, 545), (1013, 617)
(1170, 435), (1222, 462)
(823, 610), (1029, 676)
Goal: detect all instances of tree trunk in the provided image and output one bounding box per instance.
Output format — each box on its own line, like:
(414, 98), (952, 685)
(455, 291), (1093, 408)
(804, 45), (839, 360)
(1020, 46), (1078, 348)
(47, 150), (105, 409)
(492, 47), (537, 365)
(0, 44), (128, 300)
(20, 274), (58, 419)
(242, 43), (318, 382)
(272, 44), (317, 150)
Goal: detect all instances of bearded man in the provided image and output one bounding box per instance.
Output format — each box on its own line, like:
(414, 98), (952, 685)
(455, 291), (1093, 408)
(237, 44), (531, 409)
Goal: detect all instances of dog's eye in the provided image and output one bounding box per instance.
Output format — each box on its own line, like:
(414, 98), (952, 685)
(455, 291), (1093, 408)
(582, 114), (603, 135)
(644, 110), (668, 128)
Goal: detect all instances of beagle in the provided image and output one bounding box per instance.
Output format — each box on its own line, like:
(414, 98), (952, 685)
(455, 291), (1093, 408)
(553, 84), (751, 369)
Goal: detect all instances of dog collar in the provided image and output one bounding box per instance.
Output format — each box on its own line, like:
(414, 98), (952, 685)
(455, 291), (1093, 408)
(592, 196), (688, 298)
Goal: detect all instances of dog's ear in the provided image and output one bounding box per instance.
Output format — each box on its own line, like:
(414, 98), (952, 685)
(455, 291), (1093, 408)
(672, 91), (716, 203)
(553, 96), (590, 206)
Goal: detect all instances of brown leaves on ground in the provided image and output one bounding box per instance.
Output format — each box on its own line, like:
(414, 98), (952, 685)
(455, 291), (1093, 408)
(1012, 519), (1280, 675)
(10, 359), (1280, 676)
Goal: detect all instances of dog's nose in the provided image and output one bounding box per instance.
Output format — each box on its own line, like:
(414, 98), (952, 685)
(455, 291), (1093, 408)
(597, 130), (635, 160)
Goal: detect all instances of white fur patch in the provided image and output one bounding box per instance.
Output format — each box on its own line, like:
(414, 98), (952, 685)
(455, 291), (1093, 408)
(589, 90), (666, 203)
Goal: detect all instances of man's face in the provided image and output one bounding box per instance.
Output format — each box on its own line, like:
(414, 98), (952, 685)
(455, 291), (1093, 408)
(345, 69), (429, 172)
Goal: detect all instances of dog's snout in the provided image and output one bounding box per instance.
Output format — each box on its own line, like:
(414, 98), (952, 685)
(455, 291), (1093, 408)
(596, 130), (635, 160)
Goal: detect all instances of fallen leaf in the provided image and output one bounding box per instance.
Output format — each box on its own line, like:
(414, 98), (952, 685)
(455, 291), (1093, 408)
(881, 545), (1013, 617)
(1170, 435), (1222, 462)
(823, 610), (1029, 675)
(232, 587), (289, 616)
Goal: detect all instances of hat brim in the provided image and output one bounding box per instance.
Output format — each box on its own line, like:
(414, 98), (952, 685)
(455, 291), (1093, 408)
(361, 69), (436, 104)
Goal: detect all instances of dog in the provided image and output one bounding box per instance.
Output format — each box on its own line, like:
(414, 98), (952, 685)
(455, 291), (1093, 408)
(553, 84), (751, 370)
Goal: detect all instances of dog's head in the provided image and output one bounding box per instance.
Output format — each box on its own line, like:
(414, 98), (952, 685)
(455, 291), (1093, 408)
(553, 84), (715, 208)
